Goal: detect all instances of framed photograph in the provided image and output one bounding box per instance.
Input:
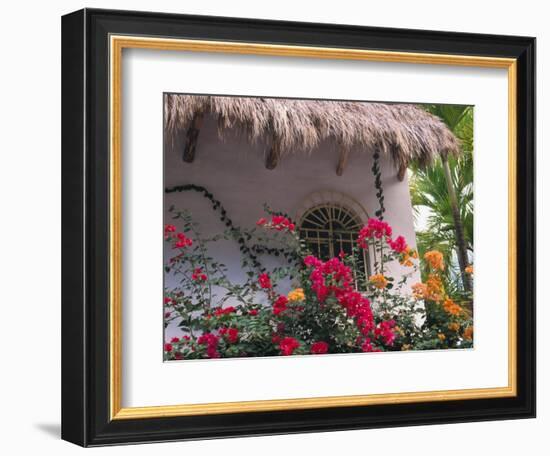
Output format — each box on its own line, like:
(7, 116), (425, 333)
(61, 8), (535, 447)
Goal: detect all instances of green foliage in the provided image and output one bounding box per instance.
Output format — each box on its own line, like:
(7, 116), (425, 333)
(163, 208), (474, 361)
(410, 104), (474, 301)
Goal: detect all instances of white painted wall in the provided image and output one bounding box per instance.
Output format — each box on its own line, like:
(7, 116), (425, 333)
(164, 113), (420, 336)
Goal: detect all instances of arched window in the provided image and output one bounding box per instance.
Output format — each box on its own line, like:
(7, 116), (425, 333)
(299, 204), (371, 281)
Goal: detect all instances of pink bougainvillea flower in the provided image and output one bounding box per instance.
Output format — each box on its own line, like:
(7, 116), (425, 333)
(226, 328), (239, 343)
(197, 333), (220, 358)
(304, 255), (322, 268)
(258, 273), (272, 289)
(389, 235), (408, 253)
(271, 215), (295, 232)
(164, 224), (176, 233)
(357, 218), (393, 247)
(257, 214), (295, 232)
(374, 320), (397, 346)
(214, 306), (236, 317)
(279, 337), (300, 356)
(218, 327), (239, 343)
(361, 338), (373, 352)
(191, 267), (207, 281)
(174, 232), (193, 248)
(273, 295), (289, 315)
(310, 341), (329, 354)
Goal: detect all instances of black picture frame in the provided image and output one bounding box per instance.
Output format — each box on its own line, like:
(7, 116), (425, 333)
(62, 8), (536, 447)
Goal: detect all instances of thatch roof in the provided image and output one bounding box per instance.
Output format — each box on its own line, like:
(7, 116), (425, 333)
(164, 94), (461, 170)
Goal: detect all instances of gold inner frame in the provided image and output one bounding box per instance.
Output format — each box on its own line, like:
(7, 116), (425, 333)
(109, 35), (517, 420)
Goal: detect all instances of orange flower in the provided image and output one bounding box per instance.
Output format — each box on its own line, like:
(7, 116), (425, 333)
(448, 322), (460, 332)
(287, 288), (305, 302)
(412, 282), (428, 299)
(463, 326), (473, 341)
(443, 297), (462, 316)
(412, 274), (444, 302)
(424, 250), (445, 271)
(369, 273), (389, 289)
(399, 247), (418, 267)
(465, 265), (474, 275)
(437, 333), (446, 341)
(426, 274), (445, 302)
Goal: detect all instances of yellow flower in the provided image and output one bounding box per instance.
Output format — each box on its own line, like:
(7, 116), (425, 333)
(437, 333), (446, 341)
(443, 297), (462, 316)
(424, 250), (445, 271)
(465, 265), (474, 275)
(463, 326), (474, 341)
(287, 288), (305, 302)
(448, 322), (460, 332)
(369, 273), (389, 289)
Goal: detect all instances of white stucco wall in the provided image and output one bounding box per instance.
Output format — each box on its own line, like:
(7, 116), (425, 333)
(164, 115), (420, 337)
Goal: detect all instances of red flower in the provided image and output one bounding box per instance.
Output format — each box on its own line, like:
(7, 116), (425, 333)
(174, 352), (183, 360)
(206, 346), (220, 358)
(358, 218), (393, 247)
(191, 267), (207, 281)
(389, 235), (408, 253)
(273, 295), (288, 315)
(174, 232), (193, 248)
(361, 338), (373, 352)
(257, 214), (295, 232)
(374, 320), (397, 346)
(310, 341), (329, 354)
(248, 309), (258, 316)
(304, 255), (322, 268)
(272, 335), (281, 344)
(198, 333), (220, 358)
(164, 224), (176, 233)
(164, 311), (172, 318)
(214, 306), (236, 317)
(164, 343), (173, 352)
(279, 337), (300, 356)
(164, 297), (173, 304)
(272, 215), (295, 231)
(170, 337), (179, 343)
(226, 328), (239, 343)
(258, 273), (272, 289)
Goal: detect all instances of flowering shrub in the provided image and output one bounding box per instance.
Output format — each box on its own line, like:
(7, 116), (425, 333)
(163, 207), (473, 360)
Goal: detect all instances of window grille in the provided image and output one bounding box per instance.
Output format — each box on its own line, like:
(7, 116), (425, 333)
(299, 204), (371, 283)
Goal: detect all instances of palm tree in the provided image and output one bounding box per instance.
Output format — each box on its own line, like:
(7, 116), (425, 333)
(410, 105), (473, 293)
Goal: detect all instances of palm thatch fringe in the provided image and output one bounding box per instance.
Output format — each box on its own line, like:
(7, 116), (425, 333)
(164, 94), (461, 170)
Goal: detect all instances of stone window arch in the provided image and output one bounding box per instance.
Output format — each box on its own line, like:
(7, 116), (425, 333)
(295, 191), (372, 281)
